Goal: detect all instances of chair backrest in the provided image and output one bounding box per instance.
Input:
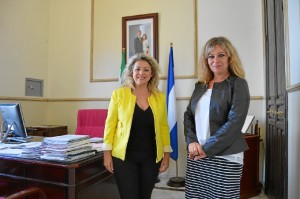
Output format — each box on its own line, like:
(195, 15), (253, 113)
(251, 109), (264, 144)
(75, 109), (108, 138)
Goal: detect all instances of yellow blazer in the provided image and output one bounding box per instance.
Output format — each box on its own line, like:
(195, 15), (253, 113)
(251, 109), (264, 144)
(103, 87), (172, 163)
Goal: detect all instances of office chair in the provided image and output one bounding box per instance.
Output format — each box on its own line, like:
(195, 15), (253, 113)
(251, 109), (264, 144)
(75, 109), (108, 138)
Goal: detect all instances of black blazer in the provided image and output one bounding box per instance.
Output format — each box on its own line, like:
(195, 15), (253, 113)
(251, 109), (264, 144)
(184, 75), (250, 158)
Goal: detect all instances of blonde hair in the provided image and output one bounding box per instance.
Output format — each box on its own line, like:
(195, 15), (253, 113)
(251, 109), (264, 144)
(198, 36), (245, 84)
(121, 53), (160, 93)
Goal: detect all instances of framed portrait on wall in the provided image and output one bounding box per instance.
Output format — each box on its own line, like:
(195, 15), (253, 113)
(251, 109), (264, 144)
(122, 13), (158, 62)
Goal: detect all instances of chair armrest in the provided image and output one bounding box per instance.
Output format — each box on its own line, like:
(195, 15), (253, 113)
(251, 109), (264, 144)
(6, 187), (45, 199)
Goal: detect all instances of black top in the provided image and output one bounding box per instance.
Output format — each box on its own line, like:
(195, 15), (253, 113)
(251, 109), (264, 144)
(126, 104), (156, 160)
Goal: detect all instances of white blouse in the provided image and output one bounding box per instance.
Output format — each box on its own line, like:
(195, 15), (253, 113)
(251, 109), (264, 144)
(194, 89), (244, 165)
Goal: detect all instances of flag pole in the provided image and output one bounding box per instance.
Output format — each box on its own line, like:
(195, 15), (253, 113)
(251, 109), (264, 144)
(166, 42), (185, 188)
(167, 160), (185, 187)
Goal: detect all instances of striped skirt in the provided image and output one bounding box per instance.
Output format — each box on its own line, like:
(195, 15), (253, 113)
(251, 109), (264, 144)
(185, 157), (243, 199)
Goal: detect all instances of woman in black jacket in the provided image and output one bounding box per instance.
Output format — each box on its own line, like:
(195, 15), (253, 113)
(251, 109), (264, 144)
(184, 36), (250, 199)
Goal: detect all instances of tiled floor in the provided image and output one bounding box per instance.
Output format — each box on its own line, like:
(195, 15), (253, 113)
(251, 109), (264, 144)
(152, 174), (268, 199)
(152, 188), (185, 199)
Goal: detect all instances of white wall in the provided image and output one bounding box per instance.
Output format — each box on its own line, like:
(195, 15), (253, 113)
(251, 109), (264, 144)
(288, 91), (300, 198)
(0, 0), (50, 97)
(0, 0), (50, 126)
(0, 0), (266, 184)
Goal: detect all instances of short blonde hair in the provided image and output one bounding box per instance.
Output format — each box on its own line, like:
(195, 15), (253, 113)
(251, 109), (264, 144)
(121, 53), (160, 93)
(198, 36), (245, 84)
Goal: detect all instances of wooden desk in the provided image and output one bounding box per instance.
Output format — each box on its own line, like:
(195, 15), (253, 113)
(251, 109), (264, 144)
(240, 134), (261, 199)
(0, 153), (119, 199)
(27, 125), (68, 137)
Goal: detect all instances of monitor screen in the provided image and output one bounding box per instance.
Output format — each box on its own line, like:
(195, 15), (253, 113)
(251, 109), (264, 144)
(0, 103), (27, 139)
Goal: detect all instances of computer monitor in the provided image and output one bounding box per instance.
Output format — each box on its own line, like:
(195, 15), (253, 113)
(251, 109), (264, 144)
(0, 103), (28, 141)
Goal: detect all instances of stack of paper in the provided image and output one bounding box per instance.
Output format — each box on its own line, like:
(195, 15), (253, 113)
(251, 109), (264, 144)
(40, 135), (95, 162)
(0, 148), (23, 156)
(20, 142), (43, 158)
(89, 137), (103, 143)
(0, 142), (42, 158)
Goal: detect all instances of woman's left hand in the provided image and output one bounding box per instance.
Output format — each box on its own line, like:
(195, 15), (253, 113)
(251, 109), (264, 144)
(159, 153), (170, 173)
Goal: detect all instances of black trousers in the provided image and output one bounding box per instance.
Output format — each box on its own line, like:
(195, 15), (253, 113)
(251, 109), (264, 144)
(112, 156), (160, 199)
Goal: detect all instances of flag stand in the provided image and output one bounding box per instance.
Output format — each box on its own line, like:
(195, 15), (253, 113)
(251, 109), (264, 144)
(166, 42), (185, 188)
(167, 161), (185, 187)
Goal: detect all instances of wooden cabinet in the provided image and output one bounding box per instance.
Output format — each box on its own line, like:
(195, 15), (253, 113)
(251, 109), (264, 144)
(240, 134), (261, 199)
(27, 125), (67, 137)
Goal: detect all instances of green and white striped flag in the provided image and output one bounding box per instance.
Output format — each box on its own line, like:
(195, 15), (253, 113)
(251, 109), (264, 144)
(119, 48), (126, 84)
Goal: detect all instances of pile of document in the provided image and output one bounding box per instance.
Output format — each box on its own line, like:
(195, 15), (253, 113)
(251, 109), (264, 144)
(0, 142), (42, 158)
(89, 137), (104, 152)
(21, 142), (43, 158)
(40, 135), (95, 162)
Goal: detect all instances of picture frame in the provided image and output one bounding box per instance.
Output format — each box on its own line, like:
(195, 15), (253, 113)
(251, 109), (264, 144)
(90, 0), (196, 82)
(122, 13), (158, 62)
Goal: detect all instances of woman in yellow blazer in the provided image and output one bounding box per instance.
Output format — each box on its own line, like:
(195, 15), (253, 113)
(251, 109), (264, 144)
(103, 53), (172, 199)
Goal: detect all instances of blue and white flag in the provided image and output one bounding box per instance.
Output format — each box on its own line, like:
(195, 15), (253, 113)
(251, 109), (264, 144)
(167, 45), (178, 161)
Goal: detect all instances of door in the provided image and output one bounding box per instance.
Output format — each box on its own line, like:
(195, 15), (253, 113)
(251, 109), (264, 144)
(264, 0), (288, 198)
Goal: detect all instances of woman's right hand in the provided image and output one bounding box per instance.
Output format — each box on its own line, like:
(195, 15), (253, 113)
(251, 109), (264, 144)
(188, 142), (206, 160)
(103, 151), (114, 173)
